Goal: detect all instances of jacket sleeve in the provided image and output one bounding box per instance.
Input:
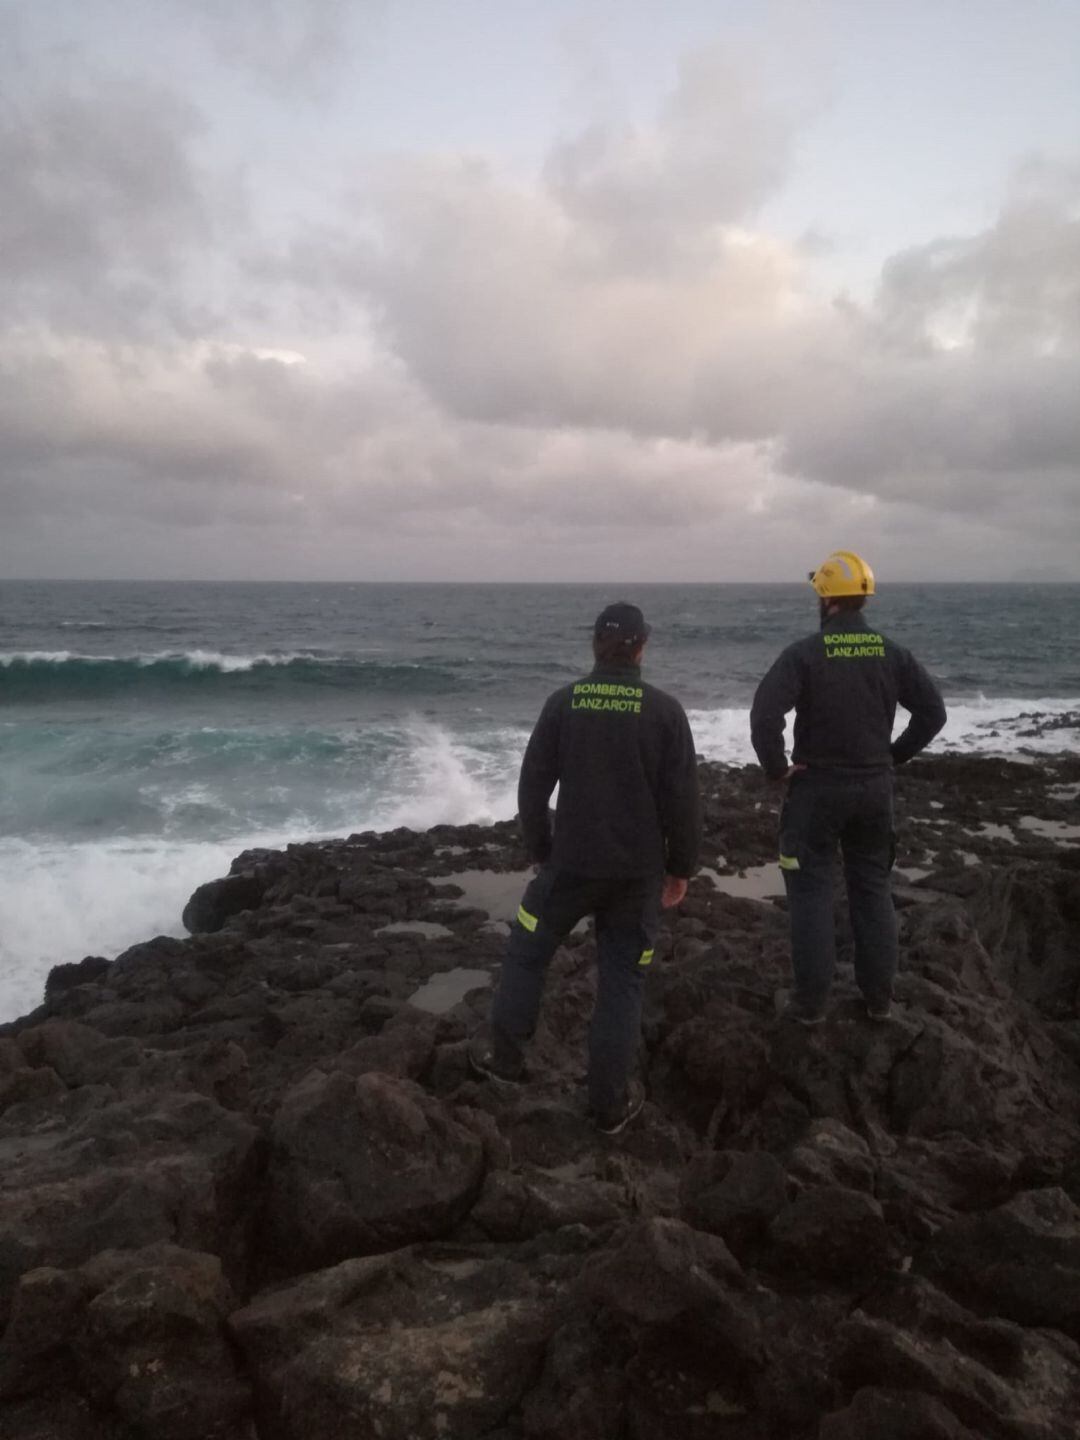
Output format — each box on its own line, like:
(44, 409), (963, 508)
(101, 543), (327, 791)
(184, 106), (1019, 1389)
(891, 648), (947, 765)
(517, 693), (561, 862)
(750, 646), (800, 780)
(659, 702), (702, 877)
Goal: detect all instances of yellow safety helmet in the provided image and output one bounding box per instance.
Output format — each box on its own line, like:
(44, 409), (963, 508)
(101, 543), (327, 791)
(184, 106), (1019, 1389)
(808, 550), (876, 597)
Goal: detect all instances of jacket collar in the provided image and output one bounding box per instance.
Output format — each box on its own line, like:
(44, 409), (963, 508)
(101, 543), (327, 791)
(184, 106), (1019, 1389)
(822, 611), (871, 633)
(589, 661), (642, 679)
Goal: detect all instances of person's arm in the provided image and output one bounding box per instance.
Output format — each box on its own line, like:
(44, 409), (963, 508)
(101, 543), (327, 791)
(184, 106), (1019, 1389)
(750, 647), (800, 780)
(891, 649), (947, 765)
(517, 694), (561, 862)
(659, 702), (702, 887)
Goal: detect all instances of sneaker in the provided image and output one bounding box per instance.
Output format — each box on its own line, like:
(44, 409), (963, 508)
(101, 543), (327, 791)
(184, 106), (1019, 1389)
(467, 1042), (523, 1088)
(782, 1002), (826, 1028)
(865, 1000), (893, 1022)
(593, 1081), (645, 1136)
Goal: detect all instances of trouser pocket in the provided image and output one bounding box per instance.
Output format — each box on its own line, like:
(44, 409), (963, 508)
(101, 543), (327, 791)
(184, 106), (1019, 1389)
(514, 865), (559, 936)
(595, 877), (662, 967)
(778, 781), (809, 873)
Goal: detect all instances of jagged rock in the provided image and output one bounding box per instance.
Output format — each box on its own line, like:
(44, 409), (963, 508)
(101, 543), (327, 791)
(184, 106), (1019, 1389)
(78, 1254), (249, 1438)
(583, 1216), (766, 1381)
(230, 1247), (559, 1440)
(679, 1150), (788, 1253)
(471, 1168), (624, 1240)
(520, 1313), (629, 1439)
(836, 1274), (1080, 1440)
(183, 872), (269, 934)
(262, 1070), (486, 1273)
(0, 756), (1078, 1438)
(819, 1387), (979, 1439)
(1, 1245), (251, 1439)
(786, 1117), (877, 1192)
(17, 1021), (142, 1089)
(769, 1185), (896, 1282)
(0, 1064), (65, 1116)
(0, 1092), (261, 1324)
(921, 1186), (1080, 1337)
(44, 956), (111, 1001)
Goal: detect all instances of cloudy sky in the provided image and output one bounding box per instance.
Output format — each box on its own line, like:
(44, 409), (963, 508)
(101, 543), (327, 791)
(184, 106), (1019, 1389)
(2, 0), (1078, 581)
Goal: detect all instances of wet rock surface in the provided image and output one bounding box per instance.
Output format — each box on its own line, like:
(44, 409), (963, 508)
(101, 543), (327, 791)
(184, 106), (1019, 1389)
(0, 754), (1078, 1437)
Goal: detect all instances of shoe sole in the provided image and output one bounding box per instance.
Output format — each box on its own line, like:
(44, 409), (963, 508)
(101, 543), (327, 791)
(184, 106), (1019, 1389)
(467, 1051), (522, 1088)
(594, 1096), (645, 1136)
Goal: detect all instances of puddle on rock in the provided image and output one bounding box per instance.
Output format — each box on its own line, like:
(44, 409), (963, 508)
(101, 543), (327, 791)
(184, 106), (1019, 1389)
(376, 921), (456, 939)
(895, 867), (933, 882)
(702, 865), (786, 901)
(968, 822), (1017, 843)
(441, 869), (587, 933)
(407, 967), (492, 1014)
(1018, 815), (1080, 843)
(442, 869), (532, 922)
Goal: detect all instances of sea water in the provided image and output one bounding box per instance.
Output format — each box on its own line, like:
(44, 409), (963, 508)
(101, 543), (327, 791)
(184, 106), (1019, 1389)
(2, 581), (1078, 1020)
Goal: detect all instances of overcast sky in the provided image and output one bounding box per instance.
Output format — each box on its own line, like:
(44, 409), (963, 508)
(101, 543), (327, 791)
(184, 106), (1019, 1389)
(2, 0), (1078, 581)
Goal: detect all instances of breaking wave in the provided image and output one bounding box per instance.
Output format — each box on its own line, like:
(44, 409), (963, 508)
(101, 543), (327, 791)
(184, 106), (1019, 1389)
(0, 651), (463, 700)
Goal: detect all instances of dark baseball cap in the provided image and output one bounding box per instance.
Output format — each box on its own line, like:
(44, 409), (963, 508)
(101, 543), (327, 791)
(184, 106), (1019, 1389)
(593, 601), (651, 642)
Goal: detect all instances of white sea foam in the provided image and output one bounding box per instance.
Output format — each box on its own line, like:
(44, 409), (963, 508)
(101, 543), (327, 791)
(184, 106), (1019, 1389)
(368, 719), (521, 831)
(0, 720), (524, 1020)
(1, 700), (1074, 1022)
(688, 697), (1079, 765)
(168, 650), (321, 671)
(0, 836), (249, 1022)
(0, 650), (322, 669)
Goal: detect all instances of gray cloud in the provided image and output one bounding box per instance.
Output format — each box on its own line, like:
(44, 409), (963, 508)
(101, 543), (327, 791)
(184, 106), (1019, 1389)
(182, 0), (371, 97)
(279, 132), (1078, 539)
(544, 43), (799, 274)
(0, 77), (224, 338)
(0, 25), (1077, 582)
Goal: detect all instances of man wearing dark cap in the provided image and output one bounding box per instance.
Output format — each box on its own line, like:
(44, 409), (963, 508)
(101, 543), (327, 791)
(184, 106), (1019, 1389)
(470, 602), (701, 1134)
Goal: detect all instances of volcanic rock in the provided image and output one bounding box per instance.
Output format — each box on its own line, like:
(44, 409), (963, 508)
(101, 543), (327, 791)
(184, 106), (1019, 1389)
(0, 755), (1077, 1437)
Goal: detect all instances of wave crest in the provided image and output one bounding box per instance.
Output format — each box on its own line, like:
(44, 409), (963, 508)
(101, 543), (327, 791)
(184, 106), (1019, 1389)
(0, 651), (459, 698)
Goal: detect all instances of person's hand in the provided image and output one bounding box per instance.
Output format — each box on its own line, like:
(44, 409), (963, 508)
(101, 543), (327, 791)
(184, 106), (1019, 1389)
(661, 874), (688, 909)
(770, 764), (806, 786)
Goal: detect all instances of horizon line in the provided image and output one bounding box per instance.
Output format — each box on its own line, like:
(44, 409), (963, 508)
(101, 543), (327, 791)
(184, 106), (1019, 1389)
(0, 576), (1077, 587)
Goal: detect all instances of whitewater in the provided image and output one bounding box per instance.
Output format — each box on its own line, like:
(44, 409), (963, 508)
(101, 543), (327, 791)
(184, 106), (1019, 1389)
(2, 580), (1078, 1021)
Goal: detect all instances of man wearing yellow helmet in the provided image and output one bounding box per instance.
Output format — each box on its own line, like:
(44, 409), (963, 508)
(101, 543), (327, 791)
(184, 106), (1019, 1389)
(749, 552), (946, 1025)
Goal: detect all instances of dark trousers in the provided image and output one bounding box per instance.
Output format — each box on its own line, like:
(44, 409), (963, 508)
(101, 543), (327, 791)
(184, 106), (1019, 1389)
(490, 866), (661, 1114)
(778, 770), (897, 1012)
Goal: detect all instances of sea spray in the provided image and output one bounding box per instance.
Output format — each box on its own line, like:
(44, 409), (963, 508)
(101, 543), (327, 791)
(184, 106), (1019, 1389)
(2, 578), (1078, 1021)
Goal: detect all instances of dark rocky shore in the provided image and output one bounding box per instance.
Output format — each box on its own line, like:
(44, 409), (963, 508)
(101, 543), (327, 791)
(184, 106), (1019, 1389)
(1, 753), (1079, 1439)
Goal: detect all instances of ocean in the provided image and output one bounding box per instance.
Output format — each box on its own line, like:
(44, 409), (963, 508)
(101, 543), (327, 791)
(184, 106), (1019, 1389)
(2, 580), (1078, 1020)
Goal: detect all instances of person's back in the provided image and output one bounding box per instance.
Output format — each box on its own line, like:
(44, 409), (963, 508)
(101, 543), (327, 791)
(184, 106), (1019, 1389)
(751, 608), (945, 778)
(472, 602), (701, 1134)
(520, 658), (699, 881)
(750, 552), (946, 1025)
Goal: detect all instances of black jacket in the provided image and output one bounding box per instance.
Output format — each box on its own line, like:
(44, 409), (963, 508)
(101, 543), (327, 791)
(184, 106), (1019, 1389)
(750, 613), (946, 780)
(518, 661), (701, 879)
